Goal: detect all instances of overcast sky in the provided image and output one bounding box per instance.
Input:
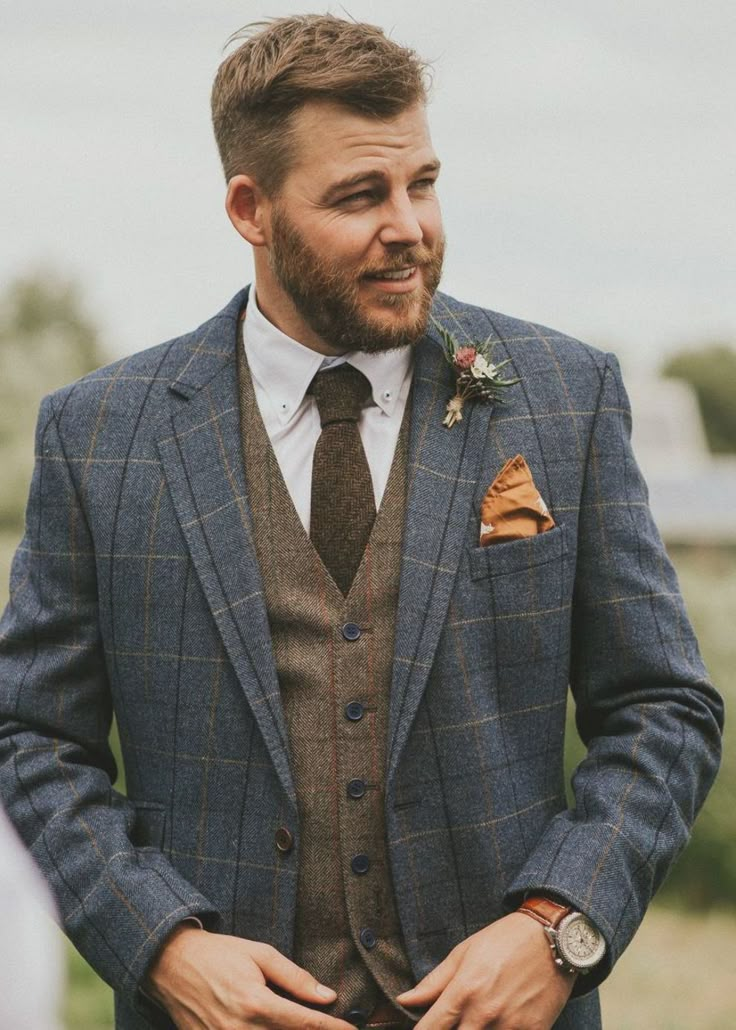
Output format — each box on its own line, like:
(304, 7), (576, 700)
(2, 1), (734, 372)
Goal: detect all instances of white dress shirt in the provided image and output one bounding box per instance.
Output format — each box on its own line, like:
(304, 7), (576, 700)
(243, 289), (414, 532)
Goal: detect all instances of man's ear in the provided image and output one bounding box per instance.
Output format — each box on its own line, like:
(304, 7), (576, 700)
(225, 174), (271, 247)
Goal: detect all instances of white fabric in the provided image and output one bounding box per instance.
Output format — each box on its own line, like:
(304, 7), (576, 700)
(243, 288), (414, 531)
(0, 805), (63, 1030)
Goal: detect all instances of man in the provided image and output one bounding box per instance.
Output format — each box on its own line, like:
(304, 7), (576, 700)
(0, 15), (722, 1030)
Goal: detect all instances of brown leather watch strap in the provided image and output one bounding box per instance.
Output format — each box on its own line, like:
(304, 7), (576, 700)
(517, 895), (572, 929)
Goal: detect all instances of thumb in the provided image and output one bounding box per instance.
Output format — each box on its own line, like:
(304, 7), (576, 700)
(250, 942), (337, 1004)
(396, 947), (464, 1005)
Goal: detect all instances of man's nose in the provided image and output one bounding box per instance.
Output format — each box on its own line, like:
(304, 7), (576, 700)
(377, 196), (423, 248)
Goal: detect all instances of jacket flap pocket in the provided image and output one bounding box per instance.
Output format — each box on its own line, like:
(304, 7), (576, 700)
(130, 801), (166, 849)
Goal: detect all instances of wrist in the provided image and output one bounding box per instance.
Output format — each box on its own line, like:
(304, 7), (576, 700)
(147, 921), (204, 998)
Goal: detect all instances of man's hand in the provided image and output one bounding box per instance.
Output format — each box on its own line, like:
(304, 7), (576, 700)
(396, 913), (576, 1029)
(147, 924), (356, 1029)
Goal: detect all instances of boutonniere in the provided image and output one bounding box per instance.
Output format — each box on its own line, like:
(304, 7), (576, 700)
(431, 320), (521, 428)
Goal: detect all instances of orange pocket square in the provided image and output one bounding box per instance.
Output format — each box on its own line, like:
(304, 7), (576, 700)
(479, 455), (555, 545)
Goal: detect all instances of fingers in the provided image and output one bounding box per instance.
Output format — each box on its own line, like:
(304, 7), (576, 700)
(259, 987), (358, 1030)
(249, 941), (337, 1004)
(413, 991), (464, 1030)
(148, 932), (352, 1029)
(396, 944), (465, 1007)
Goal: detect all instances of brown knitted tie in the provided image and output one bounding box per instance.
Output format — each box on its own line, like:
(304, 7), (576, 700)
(309, 363), (376, 596)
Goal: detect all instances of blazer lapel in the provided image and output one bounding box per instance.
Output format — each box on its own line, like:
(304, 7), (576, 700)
(155, 289), (295, 804)
(387, 308), (499, 786)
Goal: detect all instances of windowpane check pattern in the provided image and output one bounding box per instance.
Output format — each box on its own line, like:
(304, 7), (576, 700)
(0, 287), (722, 1030)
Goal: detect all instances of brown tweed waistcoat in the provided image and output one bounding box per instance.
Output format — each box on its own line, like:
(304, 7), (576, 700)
(237, 340), (415, 1021)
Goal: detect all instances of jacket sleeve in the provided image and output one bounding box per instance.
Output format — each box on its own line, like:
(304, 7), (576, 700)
(0, 395), (221, 1018)
(503, 353), (723, 991)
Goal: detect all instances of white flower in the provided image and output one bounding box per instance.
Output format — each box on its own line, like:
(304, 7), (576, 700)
(470, 355), (489, 378)
(471, 354), (500, 381)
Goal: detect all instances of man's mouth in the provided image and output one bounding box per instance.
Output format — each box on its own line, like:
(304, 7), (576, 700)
(365, 266), (417, 281)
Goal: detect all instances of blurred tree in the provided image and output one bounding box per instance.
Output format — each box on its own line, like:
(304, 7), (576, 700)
(661, 343), (736, 453)
(0, 271), (105, 531)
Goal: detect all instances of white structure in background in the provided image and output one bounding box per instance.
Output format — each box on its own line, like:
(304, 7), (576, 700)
(628, 377), (736, 545)
(0, 804), (63, 1029)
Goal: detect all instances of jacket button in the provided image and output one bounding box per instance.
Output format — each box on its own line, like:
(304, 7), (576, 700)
(274, 826), (294, 853)
(359, 927), (377, 949)
(351, 853), (370, 875)
(345, 701), (365, 721)
(346, 1009), (368, 1027)
(342, 622), (362, 641)
(347, 778), (367, 799)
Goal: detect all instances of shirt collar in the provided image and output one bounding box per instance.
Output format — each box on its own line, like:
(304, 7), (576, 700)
(243, 287), (413, 426)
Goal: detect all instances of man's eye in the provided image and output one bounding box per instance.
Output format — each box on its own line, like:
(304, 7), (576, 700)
(340, 190), (374, 204)
(412, 178), (436, 190)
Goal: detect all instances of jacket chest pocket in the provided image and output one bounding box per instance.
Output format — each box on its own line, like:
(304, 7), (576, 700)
(464, 525), (571, 668)
(467, 523), (567, 582)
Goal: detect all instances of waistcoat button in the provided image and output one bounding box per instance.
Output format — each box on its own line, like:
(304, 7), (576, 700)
(347, 778), (367, 799)
(359, 927), (377, 949)
(351, 853), (370, 875)
(342, 622), (362, 641)
(346, 1008), (368, 1026)
(274, 826), (294, 853)
(345, 701), (365, 721)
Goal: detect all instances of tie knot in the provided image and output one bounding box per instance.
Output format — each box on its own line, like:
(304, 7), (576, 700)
(308, 363), (373, 427)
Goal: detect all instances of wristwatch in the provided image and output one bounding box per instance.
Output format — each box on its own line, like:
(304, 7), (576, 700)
(518, 896), (606, 975)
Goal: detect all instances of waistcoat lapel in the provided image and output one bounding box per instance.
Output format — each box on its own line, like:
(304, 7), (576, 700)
(155, 289), (294, 803)
(387, 316), (498, 787)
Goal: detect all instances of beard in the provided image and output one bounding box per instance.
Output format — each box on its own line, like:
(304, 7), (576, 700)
(267, 205), (445, 354)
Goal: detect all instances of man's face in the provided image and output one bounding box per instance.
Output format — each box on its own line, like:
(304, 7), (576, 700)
(257, 101), (445, 354)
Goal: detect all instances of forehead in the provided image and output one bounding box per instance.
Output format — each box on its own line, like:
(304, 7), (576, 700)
(284, 101), (437, 188)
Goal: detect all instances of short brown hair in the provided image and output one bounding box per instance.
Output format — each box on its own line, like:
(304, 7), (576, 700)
(211, 14), (430, 195)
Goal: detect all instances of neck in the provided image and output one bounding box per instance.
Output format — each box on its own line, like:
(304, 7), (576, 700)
(252, 264), (347, 357)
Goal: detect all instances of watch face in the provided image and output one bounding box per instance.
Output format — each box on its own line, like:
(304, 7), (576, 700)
(557, 913), (607, 970)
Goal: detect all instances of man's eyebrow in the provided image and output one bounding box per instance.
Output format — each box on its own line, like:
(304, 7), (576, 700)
(320, 160), (441, 204)
(412, 160), (442, 179)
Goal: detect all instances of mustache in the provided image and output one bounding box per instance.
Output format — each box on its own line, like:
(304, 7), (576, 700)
(360, 244), (440, 277)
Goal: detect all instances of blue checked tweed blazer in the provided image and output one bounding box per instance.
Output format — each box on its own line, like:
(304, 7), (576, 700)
(0, 288), (723, 1029)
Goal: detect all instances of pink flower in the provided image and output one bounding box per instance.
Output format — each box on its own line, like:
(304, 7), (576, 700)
(454, 346), (477, 370)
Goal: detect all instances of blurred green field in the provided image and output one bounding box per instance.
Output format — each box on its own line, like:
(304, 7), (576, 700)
(1, 534), (734, 1028)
